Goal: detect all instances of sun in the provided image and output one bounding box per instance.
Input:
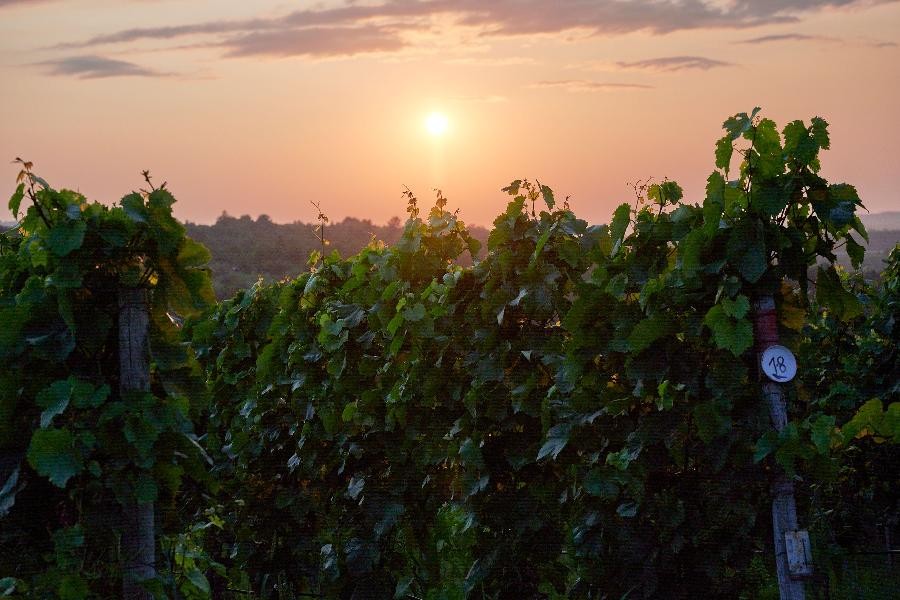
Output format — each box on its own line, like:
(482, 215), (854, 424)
(425, 112), (449, 136)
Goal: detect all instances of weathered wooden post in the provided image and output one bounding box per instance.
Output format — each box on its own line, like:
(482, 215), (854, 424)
(754, 294), (806, 600)
(119, 286), (155, 600)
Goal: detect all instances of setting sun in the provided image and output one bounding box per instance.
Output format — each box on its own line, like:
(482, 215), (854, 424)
(425, 112), (449, 136)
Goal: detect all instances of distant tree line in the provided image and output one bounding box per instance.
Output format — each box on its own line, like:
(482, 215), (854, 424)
(186, 213), (490, 298)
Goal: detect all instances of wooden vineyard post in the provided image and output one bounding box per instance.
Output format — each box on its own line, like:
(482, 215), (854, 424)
(119, 286), (156, 600)
(754, 294), (806, 600)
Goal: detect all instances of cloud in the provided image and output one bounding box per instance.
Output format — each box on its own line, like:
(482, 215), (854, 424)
(56, 20), (274, 49)
(444, 56), (538, 67)
(616, 55), (732, 71)
(38, 55), (168, 78)
(0, 0), (53, 6)
(56, 0), (900, 60)
(737, 33), (835, 43)
(224, 25), (406, 58)
(530, 80), (653, 93)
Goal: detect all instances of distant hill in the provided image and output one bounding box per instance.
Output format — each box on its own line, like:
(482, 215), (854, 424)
(835, 229), (899, 275)
(186, 214), (490, 298)
(860, 211), (900, 231)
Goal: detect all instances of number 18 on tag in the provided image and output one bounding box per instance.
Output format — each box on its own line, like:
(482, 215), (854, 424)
(761, 345), (797, 383)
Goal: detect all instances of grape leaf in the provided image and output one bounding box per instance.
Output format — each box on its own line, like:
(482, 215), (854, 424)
(27, 428), (82, 488)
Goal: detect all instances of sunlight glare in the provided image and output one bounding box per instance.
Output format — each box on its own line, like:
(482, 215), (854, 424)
(425, 112), (449, 136)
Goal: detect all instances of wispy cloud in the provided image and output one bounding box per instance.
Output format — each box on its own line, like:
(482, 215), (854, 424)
(0, 0), (53, 7)
(224, 26), (407, 58)
(37, 55), (168, 79)
(737, 32), (836, 44)
(530, 80), (653, 93)
(51, 0), (900, 61)
(444, 56), (537, 67)
(616, 55), (732, 71)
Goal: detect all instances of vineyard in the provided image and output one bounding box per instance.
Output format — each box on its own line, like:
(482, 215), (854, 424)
(0, 110), (897, 599)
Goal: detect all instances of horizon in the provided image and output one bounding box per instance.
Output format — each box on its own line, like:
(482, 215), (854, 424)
(1, 1), (899, 227)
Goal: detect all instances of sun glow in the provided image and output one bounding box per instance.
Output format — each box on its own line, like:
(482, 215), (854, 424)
(425, 112), (449, 136)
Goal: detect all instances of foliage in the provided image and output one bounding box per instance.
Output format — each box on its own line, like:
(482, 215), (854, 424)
(0, 165), (214, 597)
(2, 109), (897, 598)
(185, 213), (490, 299)
(187, 111), (896, 598)
(795, 248), (899, 593)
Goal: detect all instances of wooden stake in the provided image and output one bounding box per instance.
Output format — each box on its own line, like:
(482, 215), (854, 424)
(119, 286), (155, 600)
(754, 294), (806, 600)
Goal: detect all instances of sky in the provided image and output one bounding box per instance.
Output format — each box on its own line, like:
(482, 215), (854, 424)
(1, 0), (898, 227)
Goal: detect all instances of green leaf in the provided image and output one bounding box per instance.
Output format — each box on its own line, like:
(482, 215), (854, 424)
(774, 424), (804, 475)
(727, 224), (767, 283)
(753, 181), (788, 216)
(36, 379), (72, 429)
(648, 181), (683, 206)
(148, 188), (176, 210)
(185, 569), (210, 594)
(71, 382), (109, 409)
(47, 220), (87, 257)
(810, 116), (830, 150)
(583, 469), (619, 500)
(721, 295), (750, 319)
(27, 428), (81, 487)
(401, 302), (426, 322)
(58, 575), (89, 600)
(540, 183), (555, 210)
(810, 414), (836, 454)
(703, 172), (726, 235)
(616, 501), (638, 518)
(653, 380), (670, 411)
(841, 399), (885, 442)
(342, 402), (358, 422)
(850, 215), (869, 243)
(703, 304), (753, 356)
(609, 203), (630, 256)
(502, 180), (522, 196)
(680, 228), (705, 276)
(9, 183), (24, 218)
(715, 136), (733, 172)
(825, 184), (860, 226)
(753, 431), (778, 463)
(0, 577), (22, 596)
(530, 222), (556, 267)
(459, 436), (483, 465)
(176, 238), (212, 268)
(693, 401), (731, 443)
(628, 313), (675, 353)
(606, 438), (642, 471)
(605, 273), (627, 299)
(0, 466), (20, 518)
(815, 266), (862, 321)
(121, 193), (147, 223)
(845, 236), (865, 270)
(387, 312), (404, 336)
(537, 423), (571, 461)
(752, 118), (784, 179)
(783, 120), (817, 166)
(724, 185), (747, 213)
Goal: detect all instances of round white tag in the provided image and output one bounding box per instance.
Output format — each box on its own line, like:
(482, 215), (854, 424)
(761, 345), (797, 382)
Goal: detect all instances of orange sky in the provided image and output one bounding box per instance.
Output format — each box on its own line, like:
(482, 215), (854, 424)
(1, 0), (898, 226)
